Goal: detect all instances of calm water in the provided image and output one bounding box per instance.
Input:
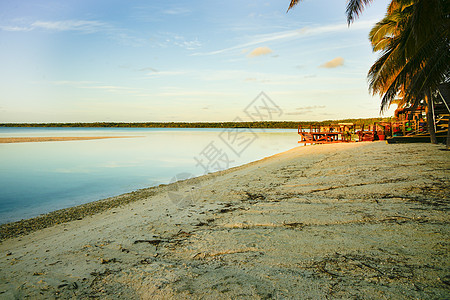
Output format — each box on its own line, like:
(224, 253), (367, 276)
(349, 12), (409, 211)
(0, 127), (299, 223)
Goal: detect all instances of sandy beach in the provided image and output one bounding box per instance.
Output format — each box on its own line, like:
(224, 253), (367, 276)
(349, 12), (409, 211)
(0, 141), (448, 299)
(0, 136), (141, 143)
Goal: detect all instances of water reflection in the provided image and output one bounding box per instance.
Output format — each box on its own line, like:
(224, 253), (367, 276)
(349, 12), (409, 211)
(0, 128), (298, 223)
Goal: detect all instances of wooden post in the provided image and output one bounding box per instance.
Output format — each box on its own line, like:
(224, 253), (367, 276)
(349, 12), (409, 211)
(426, 89), (438, 144)
(446, 117), (450, 149)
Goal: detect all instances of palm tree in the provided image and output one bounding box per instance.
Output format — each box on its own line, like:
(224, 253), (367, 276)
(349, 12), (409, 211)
(367, 0), (449, 143)
(287, 0), (375, 24)
(288, 0), (450, 144)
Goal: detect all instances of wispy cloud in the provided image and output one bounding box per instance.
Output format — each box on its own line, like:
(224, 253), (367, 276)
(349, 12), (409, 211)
(48, 80), (151, 96)
(297, 105), (326, 110)
(86, 85), (140, 94)
(151, 32), (202, 50)
(0, 25), (32, 32)
(145, 70), (187, 77)
(157, 90), (238, 97)
(244, 77), (271, 84)
(320, 57), (344, 68)
(139, 67), (159, 72)
(163, 7), (191, 15)
(193, 19), (377, 56)
(248, 46), (273, 57)
(1, 20), (106, 33)
(0, 19), (145, 46)
(173, 35), (202, 50)
(285, 105), (326, 116)
(33, 20), (106, 32)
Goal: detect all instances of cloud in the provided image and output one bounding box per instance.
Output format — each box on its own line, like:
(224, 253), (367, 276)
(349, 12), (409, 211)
(285, 112), (309, 116)
(152, 33), (202, 50)
(296, 105), (326, 110)
(32, 20), (105, 32)
(0, 20), (107, 33)
(49, 80), (100, 87)
(157, 90), (238, 97)
(145, 70), (187, 77)
(320, 57), (344, 68)
(248, 46), (273, 57)
(139, 67), (159, 72)
(193, 19), (377, 56)
(0, 25), (32, 32)
(47, 80), (153, 96)
(162, 7), (191, 15)
(285, 105), (326, 116)
(173, 35), (202, 50)
(243, 77), (271, 84)
(0, 19), (145, 46)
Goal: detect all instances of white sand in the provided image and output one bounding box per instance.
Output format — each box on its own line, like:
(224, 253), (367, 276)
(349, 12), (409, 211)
(0, 141), (449, 299)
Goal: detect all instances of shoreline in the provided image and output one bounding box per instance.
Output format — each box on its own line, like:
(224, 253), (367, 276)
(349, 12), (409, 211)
(0, 136), (143, 143)
(0, 143), (300, 241)
(0, 141), (448, 298)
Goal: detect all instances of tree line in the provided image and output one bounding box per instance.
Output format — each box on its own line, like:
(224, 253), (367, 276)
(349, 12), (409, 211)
(0, 118), (391, 129)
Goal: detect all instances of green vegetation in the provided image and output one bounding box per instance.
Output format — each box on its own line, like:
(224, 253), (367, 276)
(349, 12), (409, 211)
(0, 118), (392, 129)
(289, 0), (449, 146)
(367, 0), (448, 145)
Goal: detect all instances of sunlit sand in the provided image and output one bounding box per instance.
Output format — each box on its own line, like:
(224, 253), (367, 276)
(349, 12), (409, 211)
(0, 141), (448, 298)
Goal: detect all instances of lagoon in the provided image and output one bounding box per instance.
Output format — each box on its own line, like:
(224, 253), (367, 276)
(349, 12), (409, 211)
(0, 127), (298, 224)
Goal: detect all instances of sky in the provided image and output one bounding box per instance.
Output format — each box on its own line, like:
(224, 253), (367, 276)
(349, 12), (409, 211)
(0, 0), (394, 123)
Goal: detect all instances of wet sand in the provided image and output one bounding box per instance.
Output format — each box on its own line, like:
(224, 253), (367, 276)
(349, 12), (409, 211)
(0, 136), (141, 143)
(0, 141), (448, 299)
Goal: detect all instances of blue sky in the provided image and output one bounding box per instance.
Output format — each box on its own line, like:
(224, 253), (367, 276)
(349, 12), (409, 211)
(0, 0), (393, 122)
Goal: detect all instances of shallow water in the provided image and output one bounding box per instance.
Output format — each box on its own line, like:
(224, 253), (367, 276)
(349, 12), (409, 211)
(0, 127), (299, 223)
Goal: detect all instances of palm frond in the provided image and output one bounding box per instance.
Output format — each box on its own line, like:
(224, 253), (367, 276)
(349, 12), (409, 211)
(404, 35), (450, 102)
(368, 0), (449, 113)
(346, 0), (374, 24)
(368, 34), (407, 96)
(287, 0), (302, 12)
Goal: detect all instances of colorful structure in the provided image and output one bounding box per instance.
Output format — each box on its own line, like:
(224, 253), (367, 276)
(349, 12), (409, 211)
(297, 123), (354, 145)
(391, 106), (427, 136)
(298, 83), (449, 145)
(387, 85), (449, 143)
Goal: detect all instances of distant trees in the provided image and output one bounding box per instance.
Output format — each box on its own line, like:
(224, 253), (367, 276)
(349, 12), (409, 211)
(0, 118), (390, 129)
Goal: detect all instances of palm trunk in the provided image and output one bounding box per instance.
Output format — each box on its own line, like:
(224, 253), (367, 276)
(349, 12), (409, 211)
(425, 89), (438, 144)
